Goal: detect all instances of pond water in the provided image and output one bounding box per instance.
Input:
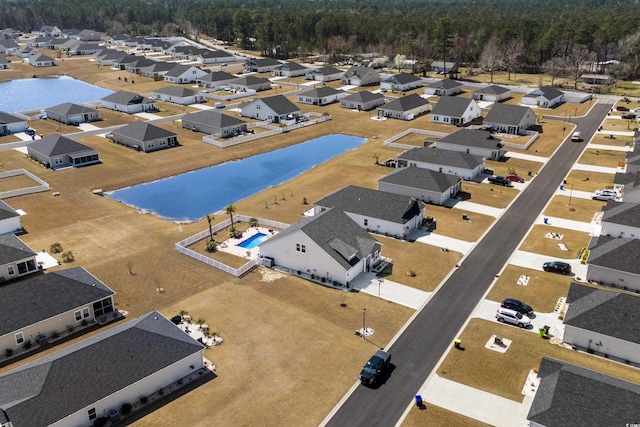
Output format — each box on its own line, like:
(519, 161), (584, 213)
(107, 134), (367, 222)
(0, 76), (114, 113)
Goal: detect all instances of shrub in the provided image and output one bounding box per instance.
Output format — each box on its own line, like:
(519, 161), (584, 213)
(333, 280), (339, 286)
(61, 251), (74, 263)
(120, 402), (132, 415)
(50, 242), (63, 253)
(81, 319), (89, 327)
(205, 240), (218, 252)
(51, 331), (59, 339)
(67, 325), (74, 333)
(158, 387), (164, 395)
(5, 349), (13, 358)
(139, 395), (148, 404)
(321, 277), (326, 283)
(249, 217), (258, 227)
(407, 268), (416, 277)
(311, 274), (315, 280)
(23, 340), (32, 350)
(93, 417), (108, 427)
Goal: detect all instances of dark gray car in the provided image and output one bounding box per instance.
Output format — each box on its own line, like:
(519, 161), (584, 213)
(359, 350), (391, 386)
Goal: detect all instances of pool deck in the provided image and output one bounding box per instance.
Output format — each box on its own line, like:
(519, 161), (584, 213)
(217, 226), (278, 259)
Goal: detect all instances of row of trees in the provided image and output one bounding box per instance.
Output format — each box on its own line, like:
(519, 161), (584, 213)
(2, 0), (640, 77)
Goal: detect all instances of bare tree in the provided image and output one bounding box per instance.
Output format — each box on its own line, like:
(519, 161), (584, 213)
(502, 40), (524, 80)
(565, 44), (594, 90)
(542, 57), (566, 87)
(479, 36), (502, 83)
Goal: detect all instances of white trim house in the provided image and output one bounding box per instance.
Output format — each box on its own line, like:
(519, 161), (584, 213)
(430, 96), (481, 126)
(396, 146), (485, 180)
(378, 167), (462, 206)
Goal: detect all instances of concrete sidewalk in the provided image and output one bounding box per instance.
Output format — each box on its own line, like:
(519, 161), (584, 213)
(350, 272), (431, 310)
(571, 163), (623, 174)
(504, 151), (549, 163)
(410, 229), (474, 254)
(446, 200), (504, 218)
(552, 187), (595, 200)
(588, 143), (633, 152)
(534, 214), (600, 235)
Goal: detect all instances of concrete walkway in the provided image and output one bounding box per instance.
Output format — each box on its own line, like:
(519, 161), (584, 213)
(473, 299), (565, 338)
(552, 187), (595, 200)
(588, 143), (633, 152)
(504, 151), (549, 163)
(350, 272), (431, 310)
(571, 163), (623, 174)
(534, 215), (601, 235)
(410, 229), (474, 254)
(596, 129), (634, 136)
(446, 200), (504, 218)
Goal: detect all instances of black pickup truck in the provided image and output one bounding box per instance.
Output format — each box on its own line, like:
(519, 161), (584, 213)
(488, 176), (513, 186)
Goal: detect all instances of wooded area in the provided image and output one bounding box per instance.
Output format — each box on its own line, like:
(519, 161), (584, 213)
(2, 0), (640, 78)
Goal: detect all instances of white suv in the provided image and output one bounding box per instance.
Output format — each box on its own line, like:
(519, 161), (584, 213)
(496, 308), (531, 328)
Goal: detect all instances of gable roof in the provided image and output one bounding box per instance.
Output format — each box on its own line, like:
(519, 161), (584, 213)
(153, 86), (199, 98)
(0, 200), (19, 222)
(139, 61), (175, 74)
(308, 66), (342, 76)
(0, 39), (19, 49)
(112, 121), (177, 142)
(601, 200), (640, 227)
(587, 235), (640, 274)
(29, 53), (54, 63)
(342, 65), (379, 80)
(383, 72), (422, 85)
(101, 90), (155, 106)
(527, 357), (640, 426)
(231, 75), (271, 86)
(473, 84), (509, 96)
(438, 129), (503, 150)
(380, 94), (429, 112)
(277, 61), (307, 72)
(182, 110), (246, 128)
(426, 78), (462, 90)
(484, 103), (534, 126)
(298, 87), (344, 98)
(525, 86), (564, 100)
(0, 234), (35, 266)
(564, 282), (640, 344)
(314, 185), (424, 225)
(398, 146), (485, 169)
(197, 70), (235, 83)
(44, 102), (97, 116)
(341, 91), (384, 103)
(164, 64), (203, 77)
(0, 311), (203, 426)
(254, 95), (300, 115)
(198, 49), (231, 59)
(379, 167), (461, 193)
(266, 208), (379, 270)
(0, 53), (9, 65)
(0, 111), (25, 125)
(614, 171), (640, 188)
(625, 142), (640, 167)
(248, 57), (281, 67)
(431, 96), (476, 117)
(28, 134), (96, 157)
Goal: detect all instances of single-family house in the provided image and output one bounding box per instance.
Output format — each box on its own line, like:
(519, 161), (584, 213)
(305, 66), (344, 82)
(380, 73), (423, 92)
(340, 66), (380, 86)
(527, 357), (640, 427)
(0, 28), (21, 40)
(430, 61), (458, 74)
(273, 61), (308, 77)
(614, 172), (640, 202)
(109, 122), (178, 153)
(163, 64), (208, 84)
(297, 87), (346, 105)
(586, 235), (640, 291)
(197, 49), (236, 64)
(0, 310), (205, 427)
(0, 111), (28, 136)
(196, 70), (237, 89)
(27, 134), (100, 169)
(67, 42), (102, 56)
(94, 49), (127, 67)
(522, 86), (565, 108)
(340, 91), (385, 111)
(27, 53), (55, 67)
(139, 61), (176, 79)
(0, 38), (19, 55)
(471, 85), (511, 102)
(579, 73), (613, 85)
(314, 185), (425, 238)
(123, 57), (157, 74)
(423, 79), (463, 96)
(0, 266), (116, 355)
(562, 282), (640, 364)
(600, 201), (640, 238)
(44, 102), (101, 125)
(259, 208), (382, 286)
(245, 57), (281, 73)
(151, 86), (206, 105)
(100, 91), (157, 114)
(240, 95), (301, 123)
(74, 29), (103, 41)
(377, 167), (462, 205)
(482, 103), (537, 135)
(228, 75), (272, 92)
(35, 25), (62, 37)
(435, 129), (504, 160)
(430, 96), (481, 126)
(376, 94), (430, 121)
(15, 46), (36, 58)
(397, 146), (485, 180)
(181, 110), (248, 137)
(0, 234), (38, 282)
(0, 200), (22, 236)
(0, 53), (9, 70)
(625, 143), (640, 174)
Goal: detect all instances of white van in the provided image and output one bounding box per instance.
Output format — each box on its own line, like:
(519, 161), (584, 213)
(571, 132), (582, 142)
(215, 102), (225, 109)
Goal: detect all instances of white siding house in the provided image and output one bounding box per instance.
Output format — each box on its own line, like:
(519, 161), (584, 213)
(397, 146), (485, 180)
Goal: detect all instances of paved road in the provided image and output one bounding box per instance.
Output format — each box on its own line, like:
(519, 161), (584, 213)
(324, 101), (613, 427)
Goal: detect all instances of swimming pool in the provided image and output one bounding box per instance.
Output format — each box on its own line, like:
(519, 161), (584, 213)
(237, 233), (267, 249)
(0, 76), (114, 113)
(107, 134), (367, 222)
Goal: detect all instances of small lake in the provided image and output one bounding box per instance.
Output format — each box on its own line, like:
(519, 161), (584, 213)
(0, 76), (114, 113)
(107, 134), (367, 222)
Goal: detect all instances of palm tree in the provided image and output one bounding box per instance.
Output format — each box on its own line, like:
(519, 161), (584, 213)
(226, 204), (237, 229)
(206, 214), (214, 241)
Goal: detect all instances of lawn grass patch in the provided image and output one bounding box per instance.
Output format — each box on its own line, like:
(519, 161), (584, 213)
(563, 169), (616, 192)
(424, 203), (495, 241)
(461, 181), (519, 209)
(403, 403), (491, 427)
(544, 196), (605, 223)
(507, 119), (573, 157)
(518, 225), (591, 260)
(484, 157), (543, 180)
(0, 173), (40, 192)
(577, 149), (626, 168)
(590, 133), (633, 147)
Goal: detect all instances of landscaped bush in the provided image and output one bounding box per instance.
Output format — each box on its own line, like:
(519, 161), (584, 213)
(120, 403), (132, 415)
(23, 340), (32, 350)
(139, 396), (148, 404)
(81, 319), (89, 327)
(5, 349), (13, 358)
(206, 240), (218, 252)
(67, 325), (74, 333)
(93, 417), (108, 427)
(50, 242), (63, 253)
(51, 331), (59, 339)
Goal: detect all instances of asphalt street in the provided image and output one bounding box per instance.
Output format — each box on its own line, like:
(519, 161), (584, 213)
(324, 101), (613, 427)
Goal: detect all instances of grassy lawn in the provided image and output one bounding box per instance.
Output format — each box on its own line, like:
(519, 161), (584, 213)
(486, 265), (573, 313)
(518, 225), (591, 260)
(507, 119), (573, 157)
(395, 132), (428, 147)
(403, 403), (491, 427)
(0, 173), (40, 192)
(563, 169), (616, 192)
(590, 133), (633, 147)
(600, 118), (637, 132)
(437, 318), (640, 402)
(577, 148), (626, 168)
(532, 99), (594, 119)
(544, 196), (605, 222)
(461, 181), (519, 209)
(484, 158), (544, 180)
(425, 203), (496, 241)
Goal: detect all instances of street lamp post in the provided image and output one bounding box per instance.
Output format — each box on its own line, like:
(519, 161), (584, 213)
(569, 184), (574, 205)
(362, 308), (366, 337)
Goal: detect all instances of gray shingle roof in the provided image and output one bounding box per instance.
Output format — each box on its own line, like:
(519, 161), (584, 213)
(199, 49), (230, 59)
(438, 129), (502, 149)
(398, 146), (485, 169)
(257, 95), (300, 115)
(164, 64), (202, 77)
(0, 234), (35, 266)
(587, 235), (640, 274)
(314, 185), (423, 225)
(44, 102), (96, 116)
(484, 103), (534, 126)
(101, 90), (154, 106)
(0, 311), (203, 426)
(230, 75), (271, 86)
(0, 54), (9, 65)
(473, 84), (509, 95)
(379, 167), (461, 192)
(564, 282), (640, 344)
(525, 86), (564, 100)
(182, 110), (246, 128)
(308, 66), (342, 76)
(266, 208), (380, 270)
(249, 57), (281, 67)
(431, 96), (475, 117)
(426, 78), (462, 90)
(298, 87), (344, 98)
(626, 142), (640, 166)
(614, 171), (640, 187)
(27, 134), (96, 157)
(153, 86), (199, 98)
(601, 201), (640, 227)
(0, 200), (19, 222)
(0, 111), (25, 125)
(527, 357), (640, 426)
(277, 62), (307, 72)
(139, 61), (175, 73)
(197, 70), (235, 83)
(379, 94), (429, 112)
(112, 122), (177, 142)
(342, 66), (379, 81)
(0, 267), (115, 336)
(384, 72), (421, 85)
(341, 91), (384, 103)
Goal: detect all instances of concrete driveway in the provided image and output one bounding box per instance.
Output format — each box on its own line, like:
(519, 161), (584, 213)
(508, 250), (588, 280)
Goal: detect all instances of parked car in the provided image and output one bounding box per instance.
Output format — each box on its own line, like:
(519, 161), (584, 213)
(505, 173), (524, 183)
(592, 189), (617, 201)
(104, 132), (114, 139)
(543, 261), (572, 275)
(496, 308), (531, 328)
(359, 350), (391, 386)
(487, 176), (513, 186)
(215, 102), (225, 109)
(616, 105), (630, 112)
(501, 298), (534, 316)
(622, 113), (637, 119)
(25, 128), (35, 136)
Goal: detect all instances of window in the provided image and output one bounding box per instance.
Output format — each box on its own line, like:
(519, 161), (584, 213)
(296, 243), (306, 253)
(256, 104), (261, 109)
(7, 266), (14, 275)
(93, 298), (114, 318)
(88, 408), (96, 421)
(17, 260), (36, 274)
(15, 332), (24, 345)
(364, 219), (368, 226)
(74, 307), (90, 322)
(53, 157), (64, 165)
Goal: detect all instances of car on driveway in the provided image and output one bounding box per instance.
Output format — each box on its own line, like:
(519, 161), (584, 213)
(359, 350), (391, 386)
(616, 105), (630, 112)
(505, 173), (524, 183)
(543, 261), (572, 275)
(592, 189), (617, 201)
(501, 298), (534, 316)
(622, 113), (637, 120)
(496, 307), (531, 328)
(487, 176), (513, 186)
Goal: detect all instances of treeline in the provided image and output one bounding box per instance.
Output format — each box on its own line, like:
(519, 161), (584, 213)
(2, 0), (640, 76)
